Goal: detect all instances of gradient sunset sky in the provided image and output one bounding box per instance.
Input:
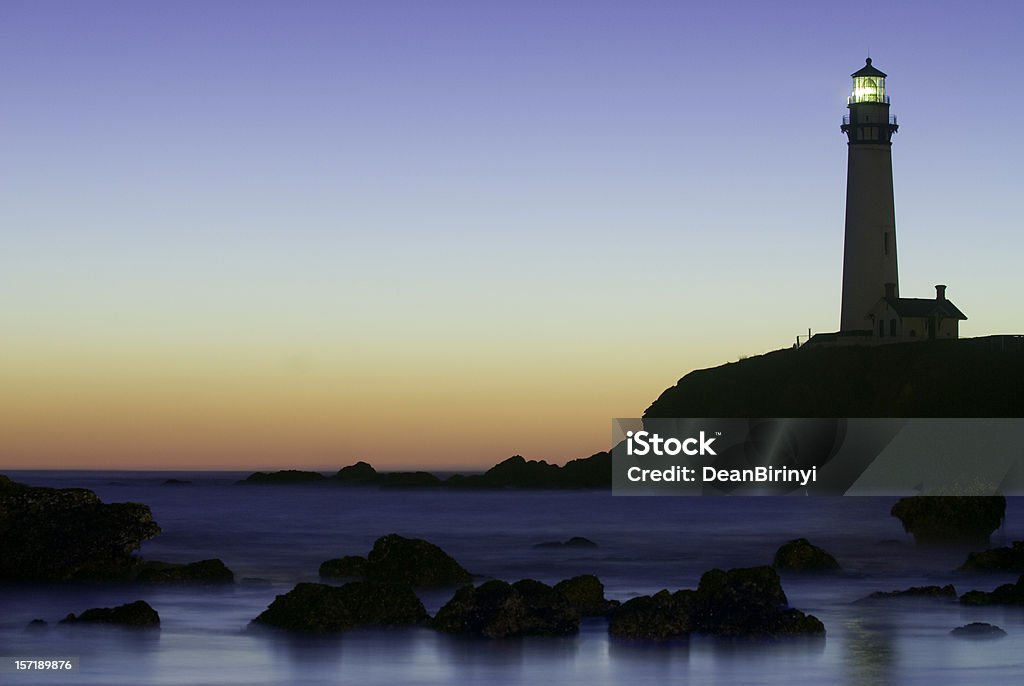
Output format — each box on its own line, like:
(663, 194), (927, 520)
(2, 1), (1021, 470)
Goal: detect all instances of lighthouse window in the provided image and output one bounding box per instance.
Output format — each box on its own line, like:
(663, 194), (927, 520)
(879, 320), (885, 338)
(890, 319), (897, 337)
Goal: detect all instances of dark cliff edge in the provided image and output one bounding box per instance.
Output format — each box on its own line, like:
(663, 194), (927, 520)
(644, 337), (1024, 419)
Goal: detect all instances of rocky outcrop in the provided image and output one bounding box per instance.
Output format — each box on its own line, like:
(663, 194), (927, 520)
(951, 622), (1006, 638)
(318, 535), (471, 587)
(334, 461), (378, 483)
(856, 585), (957, 602)
(0, 475), (161, 581)
(134, 559), (235, 583)
(432, 579), (580, 638)
(553, 575), (619, 616)
(238, 470), (327, 484)
(891, 496), (1005, 545)
(446, 452), (611, 489)
(319, 555), (368, 579)
(960, 575), (1024, 606)
(773, 538), (841, 572)
(60, 600), (160, 627)
(364, 535), (471, 587)
(609, 566), (825, 640)
(960, 541), (1024, 572)
(251, 582), (427, 633)
(608, 589), (694, 640)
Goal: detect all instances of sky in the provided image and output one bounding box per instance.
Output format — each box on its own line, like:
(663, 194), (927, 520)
(2, 1), (1022, 470)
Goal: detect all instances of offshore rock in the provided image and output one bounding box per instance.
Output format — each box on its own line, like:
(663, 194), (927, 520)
(609, 589), (695, 640)
(134, 559), (235, 584)
(364, 534), (471, 587)
(609, 566), (825, 640)
(60, 600), (160, 628)
(891, 495), (1005, 545)
(319, 555), (368, 579)
(960, 541), (1024, 572)
(960, 575), (1024, 606)
(553, 574), (619, 616)
(950, 622), (1006, 639)
(432, 579), (580, 638)
(0, 475), (161, 581)
(856, 585), (958, 602)
(238, 470), (326, 484)
(773, 538), (841, 572)
(251, 582), (427, 633)
(533, 537), (598, 549)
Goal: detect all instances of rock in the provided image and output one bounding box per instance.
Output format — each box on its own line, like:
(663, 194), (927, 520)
(960, 541), (1024, 572)
(319, 555), (368, 578)
(609, 590), (694, 639)
(432, 579), (580, 638)
(251, 581), (427, 633)
(950, 622), (1006, 638)
(334, 461), (379, 483)
(238, 470), (327, 484)
(533, 537), (598, 549)
(364, 534), (471, 587)
(553, 575), (619, 616)
(134, 559), (234, 583)
(773, 538), (840, 572)
(444, 452), (611, 489)
(690, 566), (824, 637)
(162, 479), (192, 486)
(25, 619), (48, 632)
(609, 566), (825, 640)
(857, 585), (957, 602)
(0, 475), (161, 581)
(60, 600), (160, 627)
(960, 575), (1024, 606)
(891, 495), (1005, 545)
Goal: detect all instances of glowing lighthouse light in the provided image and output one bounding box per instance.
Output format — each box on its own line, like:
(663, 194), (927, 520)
(849, 58), (887, 103)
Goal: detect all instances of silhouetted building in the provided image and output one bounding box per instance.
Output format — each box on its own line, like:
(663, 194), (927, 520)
(817, 59), (966, 346)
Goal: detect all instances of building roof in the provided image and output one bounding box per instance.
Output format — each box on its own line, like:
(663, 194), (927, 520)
(852, 57), (887, 78)
(886, 297), (967, 320)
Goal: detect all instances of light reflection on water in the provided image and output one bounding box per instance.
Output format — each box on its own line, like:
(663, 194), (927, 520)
(1, 472), (1024, 684)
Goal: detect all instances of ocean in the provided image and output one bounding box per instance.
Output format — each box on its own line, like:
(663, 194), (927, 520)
(2, 471), (1023, 685)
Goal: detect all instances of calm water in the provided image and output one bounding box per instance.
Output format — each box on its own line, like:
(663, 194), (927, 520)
(2, 471), (1023, 685)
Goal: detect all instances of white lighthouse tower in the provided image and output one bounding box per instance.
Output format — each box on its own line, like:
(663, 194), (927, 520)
(839, 58), (900, 333)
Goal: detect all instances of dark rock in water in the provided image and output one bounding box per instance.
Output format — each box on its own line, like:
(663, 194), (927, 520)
(773, 538), (841, 572)
(553, 575), (619, 616)
(950, 622), (1006, 639)
(0, 474), (161, 581)
(960, 541), (1024, 572)
(609, 589), (695, 640)
(432, 579), (580, 638)
(319, 555), (368, 579)
(690, 566), (824, 637)
(134, 559), (234, 583)
(334, 461), (379, 483)
(162, 478), (192, 486)
(961, 575), (1024, 606)
(533, 536), (598, 549)
(444, 452), (611, 489)
(251, 581), (427, 633)
(891, 495), (1005, 545)
(364, 534), (471, 587)
(856, 584), (958, 602)
(25, 619), (48, 632)
(609, 566), (825, 640)
(377, 472), (442, 489)
(60, 600), (160, 627)
(238, 470), (327, 484)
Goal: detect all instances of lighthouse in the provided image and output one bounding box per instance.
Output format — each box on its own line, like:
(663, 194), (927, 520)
(839, 58), (900, 333)
(807, 59), (966, 347)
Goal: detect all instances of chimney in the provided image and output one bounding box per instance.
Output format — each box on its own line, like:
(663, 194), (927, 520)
(935, 284), (946, 301)
(885, 282), (896, 299)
